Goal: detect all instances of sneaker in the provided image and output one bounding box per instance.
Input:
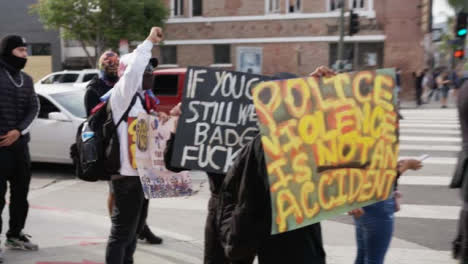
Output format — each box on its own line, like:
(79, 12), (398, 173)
(6, 233), (39, 251)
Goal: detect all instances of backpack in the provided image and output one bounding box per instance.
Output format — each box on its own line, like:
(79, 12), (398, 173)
(70, 94), (141, 182)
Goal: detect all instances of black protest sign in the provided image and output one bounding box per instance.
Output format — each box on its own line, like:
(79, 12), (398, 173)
(171, 66), (271, 174)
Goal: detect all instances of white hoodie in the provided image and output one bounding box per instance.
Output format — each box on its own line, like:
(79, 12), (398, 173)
(110, 40), (153, 176)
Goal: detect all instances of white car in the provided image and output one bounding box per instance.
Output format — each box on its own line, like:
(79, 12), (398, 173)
(35, 69), (99, 90)
(30, 86), (87, 164)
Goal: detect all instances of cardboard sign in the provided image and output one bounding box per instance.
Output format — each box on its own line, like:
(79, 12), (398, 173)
(171, 66), (271, 174)
(135, 113), (192, 199)
(252, 69), (399, 234)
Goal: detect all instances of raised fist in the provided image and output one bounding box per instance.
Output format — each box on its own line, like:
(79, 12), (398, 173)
(147, 27), (163, 44)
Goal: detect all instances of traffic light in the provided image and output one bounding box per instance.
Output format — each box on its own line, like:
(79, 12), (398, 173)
(455, 12), (467, 38)
(454, 49), (465, 59)
(349, 10), (360, 36)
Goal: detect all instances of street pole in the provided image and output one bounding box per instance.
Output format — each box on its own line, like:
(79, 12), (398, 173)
(337, 0), (346, 71)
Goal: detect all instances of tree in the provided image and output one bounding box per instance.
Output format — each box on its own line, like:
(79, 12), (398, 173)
(448, 0), (468, 11)
(31, 0), (169, 67)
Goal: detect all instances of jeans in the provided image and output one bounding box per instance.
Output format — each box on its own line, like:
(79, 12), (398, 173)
(0, 139), (31, 238)
(105, 177), (148, 264)
(354, 198), (395, 264)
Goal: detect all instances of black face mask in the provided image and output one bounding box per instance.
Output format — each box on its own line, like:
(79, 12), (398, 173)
(103, 71), (119, 84)
(142, 72), (154, 91)
(3, 55), (27, 72)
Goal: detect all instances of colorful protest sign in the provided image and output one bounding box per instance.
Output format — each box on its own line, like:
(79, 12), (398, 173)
(252, 69), (399, 234)
(171, 66), (271, 174)
(135, 113), (192, 199)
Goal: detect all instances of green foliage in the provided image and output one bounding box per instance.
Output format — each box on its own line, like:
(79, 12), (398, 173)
(30, 0), (169, 66)
(447, 0), (468, 11)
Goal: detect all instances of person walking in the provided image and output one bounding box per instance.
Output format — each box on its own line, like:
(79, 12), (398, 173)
(0, 35), (40, 260)
(414, 69), (427, 106)
(437, 71), (451, 108)
(105, 27), (162, 264)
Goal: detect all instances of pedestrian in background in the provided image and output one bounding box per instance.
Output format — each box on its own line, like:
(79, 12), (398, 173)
(395, 68), (404, 119)
(349, 159), (422, 264)
(414, 69), (427, 106)
(437, 71), (451, 108)
(0, 35), (40, 260)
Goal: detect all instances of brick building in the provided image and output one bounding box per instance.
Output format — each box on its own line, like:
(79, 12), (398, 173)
(154, 0), (432, 96)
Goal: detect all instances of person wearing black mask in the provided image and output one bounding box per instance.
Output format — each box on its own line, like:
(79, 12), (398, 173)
(0, 35), (40, 260)
(84, 50), (120, 116)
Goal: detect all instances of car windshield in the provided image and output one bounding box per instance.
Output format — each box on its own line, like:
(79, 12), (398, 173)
(49, 90), (86, 118)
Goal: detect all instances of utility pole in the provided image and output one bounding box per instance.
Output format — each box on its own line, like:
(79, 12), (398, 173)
(337, 0), (345, 71)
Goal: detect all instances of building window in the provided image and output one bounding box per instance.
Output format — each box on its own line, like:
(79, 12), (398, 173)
(288, 0), (301, 13)
(351, 0), (365, 9)
(29, 43), (51, 56)
(213, 45), (231, 64)
(160, 46), (177, 65)
(329, 0), (342, 11)
(267, 0), (280, 14)
(192, 0), (202, 16)
(173, 0), (184, 16)
(38, 95), (60, 119)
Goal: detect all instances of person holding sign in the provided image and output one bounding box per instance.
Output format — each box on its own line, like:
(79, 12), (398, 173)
(349, 158), (422, 264)
(217, 67), (336, 264)
(164, 103), (243, 264)
(105, 27), (163, 264)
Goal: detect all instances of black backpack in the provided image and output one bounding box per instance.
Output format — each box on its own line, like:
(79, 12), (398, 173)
(70, 94), (141, 182)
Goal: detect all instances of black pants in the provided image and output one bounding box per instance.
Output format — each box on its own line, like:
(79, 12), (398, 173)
(106, 177), (148, 264)
(0, 139), (31, 238)
(416, 86), (423, 105)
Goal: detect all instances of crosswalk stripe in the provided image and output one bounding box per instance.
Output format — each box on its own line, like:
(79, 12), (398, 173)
(399, 144), (460, 151)
(399, 156), (457, 165)
(395, 204), (460, 220)
(398, 176), (451, 186)
(400, 129), (460, 135)
(400, 120), (459, 124)
(400, 136), (461, 142)
(400, 123), (460, 128)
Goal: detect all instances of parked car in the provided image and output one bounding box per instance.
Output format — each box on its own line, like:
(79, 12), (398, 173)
(30, 85), (86, 164)
(152, 68), (187, 113)
(35, 69), (99, 90)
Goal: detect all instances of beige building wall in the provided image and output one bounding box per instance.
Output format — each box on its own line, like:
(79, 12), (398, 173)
(24, 56), (52, 83)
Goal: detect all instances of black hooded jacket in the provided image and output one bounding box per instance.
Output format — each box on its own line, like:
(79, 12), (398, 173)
(84, 77), (113, 117)
(0, 58), (38, 142)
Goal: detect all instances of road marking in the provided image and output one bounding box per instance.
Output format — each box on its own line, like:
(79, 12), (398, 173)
(400, 129), (460, 135)
(400, 120), (459, 124)
(400, 123), (460, 128)
(395, 204), (460, 220)
(399, 144), (460, 152)
(399, 156), (457, 165)
(29, 180), (80, 199)
(398, 176), (451, 186)
(400, 136), (461, 142)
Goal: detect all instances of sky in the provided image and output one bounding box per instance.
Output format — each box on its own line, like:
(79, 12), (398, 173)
(433, 0), (455, 24)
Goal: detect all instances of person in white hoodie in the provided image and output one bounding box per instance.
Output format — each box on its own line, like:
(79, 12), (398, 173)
(105, 27), (162, 264)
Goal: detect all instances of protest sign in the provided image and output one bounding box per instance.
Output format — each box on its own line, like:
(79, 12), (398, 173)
(252, 69), (399, 234)
(171, 66), (271, 174)
(135, 113), (192, 199)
